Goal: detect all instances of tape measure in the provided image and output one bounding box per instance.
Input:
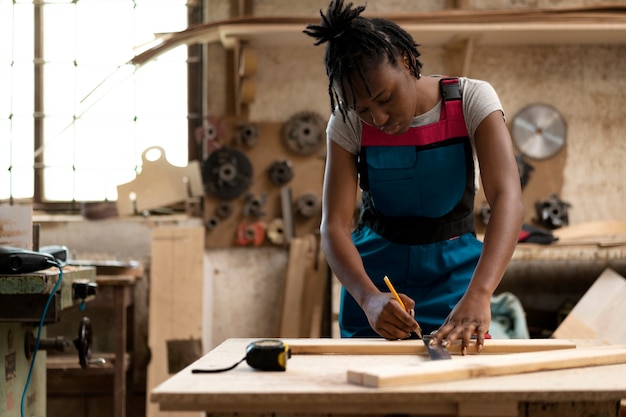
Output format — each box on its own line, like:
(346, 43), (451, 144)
(245, 339), (291, 371)
(191, 339), (291, 374)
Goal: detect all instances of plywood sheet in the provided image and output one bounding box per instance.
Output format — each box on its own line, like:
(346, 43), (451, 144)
(552, 268), (626, 344)
(146, 226), (204, 417)
(117, 147), (203, 216)
(347, 344), (626, 388)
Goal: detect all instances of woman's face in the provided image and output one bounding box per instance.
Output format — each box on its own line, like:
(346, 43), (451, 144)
(341, 57), (417, 135)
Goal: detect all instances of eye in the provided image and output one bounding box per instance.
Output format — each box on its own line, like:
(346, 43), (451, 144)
(379, 95), (392, 105)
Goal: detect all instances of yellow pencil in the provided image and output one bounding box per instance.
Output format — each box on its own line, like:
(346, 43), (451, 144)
(383, 275), (422, 338)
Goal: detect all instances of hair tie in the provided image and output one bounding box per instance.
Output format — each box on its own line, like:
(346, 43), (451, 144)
(333, 30), (344, 40)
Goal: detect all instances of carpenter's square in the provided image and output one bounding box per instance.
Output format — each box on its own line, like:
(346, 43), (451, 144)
(422, 334), (452, 360)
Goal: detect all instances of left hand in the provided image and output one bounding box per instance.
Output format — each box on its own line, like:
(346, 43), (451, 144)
(428, 290), (491, 355)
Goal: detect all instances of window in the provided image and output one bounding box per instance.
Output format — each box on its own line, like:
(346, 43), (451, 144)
(0, 0), (201, 206)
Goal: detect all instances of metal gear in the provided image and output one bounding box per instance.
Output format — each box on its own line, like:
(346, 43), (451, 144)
(281, 111), (326, 155)
(294, 192), (321, 218)
(235, 122), (259, 147)
(202, 147), (253, 200)
(268, 160), (294, 186)
(535, 194), (571, 229)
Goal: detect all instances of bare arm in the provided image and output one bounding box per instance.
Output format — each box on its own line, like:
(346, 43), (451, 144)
(320, 139), (419, 339)
(432, 110), (524, 352)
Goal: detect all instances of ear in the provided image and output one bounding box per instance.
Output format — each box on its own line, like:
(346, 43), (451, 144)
(402, 54), (411, 70)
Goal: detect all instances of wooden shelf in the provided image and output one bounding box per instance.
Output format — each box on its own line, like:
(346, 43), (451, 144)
(131, 5), (626, 66)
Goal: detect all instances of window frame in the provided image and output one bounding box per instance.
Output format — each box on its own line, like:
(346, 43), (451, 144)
(8, 1), (204, 213)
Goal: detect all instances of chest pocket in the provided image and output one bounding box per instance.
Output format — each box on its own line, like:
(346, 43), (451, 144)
(367, 143), (467, 218)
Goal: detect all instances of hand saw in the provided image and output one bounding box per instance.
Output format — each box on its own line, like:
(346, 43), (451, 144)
(422, 335), (451, 360)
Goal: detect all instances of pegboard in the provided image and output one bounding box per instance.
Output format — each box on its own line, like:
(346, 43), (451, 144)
(201, 120), (326, 249)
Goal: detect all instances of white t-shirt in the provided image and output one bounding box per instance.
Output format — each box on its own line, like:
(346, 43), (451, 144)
(326, 76), (504, 155)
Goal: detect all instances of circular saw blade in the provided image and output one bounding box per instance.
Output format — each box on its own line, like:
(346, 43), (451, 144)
(511, 103), (566, 160)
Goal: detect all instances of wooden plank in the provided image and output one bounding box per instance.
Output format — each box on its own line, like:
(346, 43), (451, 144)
(279, 236), (310, 337)
(552, 220), (626, 241)
(287, 338), (577, 355)
(552, 268), (626, 344)
(146, 226), (204, 417)
(347, 344), (626, 388)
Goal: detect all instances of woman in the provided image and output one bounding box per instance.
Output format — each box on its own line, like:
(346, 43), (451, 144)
(304, 0), (523, 353)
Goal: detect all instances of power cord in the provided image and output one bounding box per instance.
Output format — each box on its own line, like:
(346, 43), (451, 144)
(21, 260), (62, 417)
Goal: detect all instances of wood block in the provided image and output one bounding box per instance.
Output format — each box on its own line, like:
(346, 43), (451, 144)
(347, 344), (626, 388)
(552, 268), (626, 344)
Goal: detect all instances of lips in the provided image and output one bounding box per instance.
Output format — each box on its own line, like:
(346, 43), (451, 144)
(381, 122), (402, 135)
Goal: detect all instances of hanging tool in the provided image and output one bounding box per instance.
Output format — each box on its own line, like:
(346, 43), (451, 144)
(282, 111), (326, 155)
(192, 339), (291, 373)
(202, 147), (253, 200)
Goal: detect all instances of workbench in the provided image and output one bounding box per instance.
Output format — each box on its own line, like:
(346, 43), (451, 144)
(151, 338), (626, 417)
(47, 260), (144, 417)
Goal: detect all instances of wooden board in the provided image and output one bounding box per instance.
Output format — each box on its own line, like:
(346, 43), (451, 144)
(552, 220), (626, 246)
(552, 268), (626, 344)
(347, 344), (626, 388)
(279, 234), (327, 338)
(146, 226), (204, 417)
(116, 146), (204, 216)
(286, 337), (577, 356)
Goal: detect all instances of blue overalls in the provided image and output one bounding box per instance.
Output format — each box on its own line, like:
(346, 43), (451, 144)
(339, 78), (483, 338)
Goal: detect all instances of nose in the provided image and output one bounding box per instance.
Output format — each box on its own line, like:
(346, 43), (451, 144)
(370, 108), (389, 128)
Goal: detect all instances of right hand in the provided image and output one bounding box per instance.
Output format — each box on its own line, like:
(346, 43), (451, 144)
(362, 291), (420, 340)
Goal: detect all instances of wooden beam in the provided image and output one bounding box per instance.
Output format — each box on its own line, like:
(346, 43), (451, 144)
(347, 344), (626, 388)
(444, 36), (475, 77)
(286, 337), (577, 355)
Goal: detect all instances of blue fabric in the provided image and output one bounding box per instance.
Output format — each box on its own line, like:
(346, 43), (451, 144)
(339, 230), (482, 338)
(366, 144), (467, 217)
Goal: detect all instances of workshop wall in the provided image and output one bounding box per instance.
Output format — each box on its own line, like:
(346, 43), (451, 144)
(203, 0), (626, 346)
(37, 0), (626, 351)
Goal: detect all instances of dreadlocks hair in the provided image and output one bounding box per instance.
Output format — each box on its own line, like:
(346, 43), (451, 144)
(303, 0), (423, 120)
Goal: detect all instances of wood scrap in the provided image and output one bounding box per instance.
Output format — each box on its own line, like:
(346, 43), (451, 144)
(552, 268), (626, 344)
(347, 344), (626, 388)
(552, 220), (626, 247)
(279, 236), (311, 337)
(278, 234), (329, 338)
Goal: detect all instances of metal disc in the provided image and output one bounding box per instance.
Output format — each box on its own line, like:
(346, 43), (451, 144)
(511, 103), (566, 160)
(202, 147), (253, 200)
(282, 111), (326, 156)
